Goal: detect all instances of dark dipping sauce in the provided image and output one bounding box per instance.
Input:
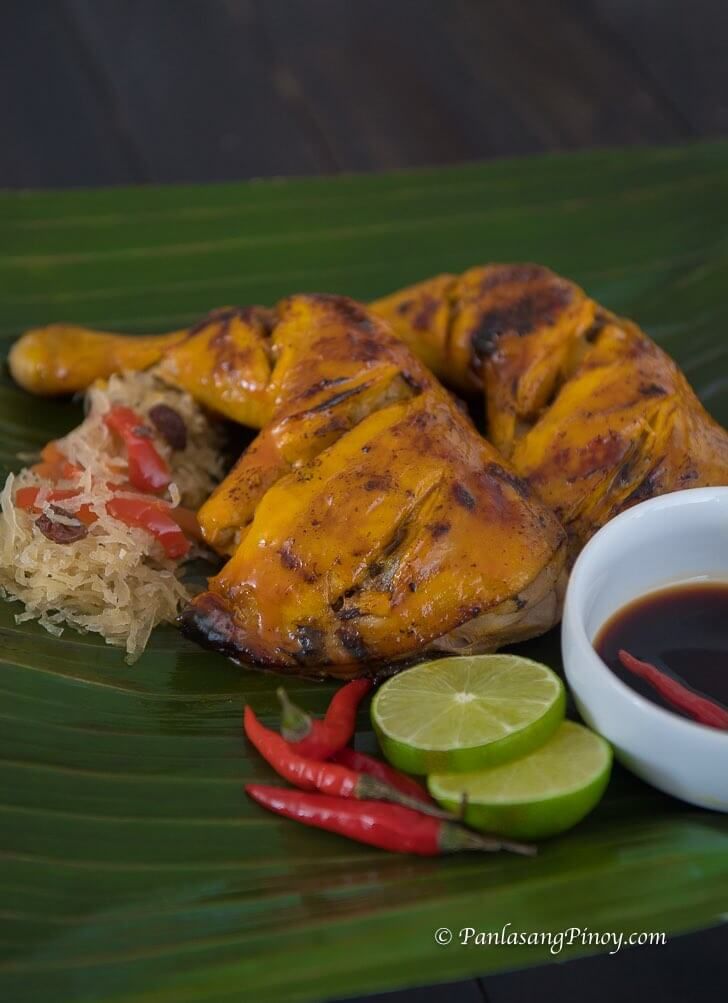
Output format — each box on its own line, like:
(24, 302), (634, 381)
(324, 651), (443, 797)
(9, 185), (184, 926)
(594, 582), (728, 721)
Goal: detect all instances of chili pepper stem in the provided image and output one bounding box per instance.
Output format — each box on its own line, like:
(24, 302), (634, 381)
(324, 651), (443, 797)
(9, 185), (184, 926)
(439, 822), (537, 857)
(276, 686), (312, 742)
(356, 774), (457, 821)
(275, 680), (371, 759)
(331, 747), (434, 805)
(458, 791), (469, 822)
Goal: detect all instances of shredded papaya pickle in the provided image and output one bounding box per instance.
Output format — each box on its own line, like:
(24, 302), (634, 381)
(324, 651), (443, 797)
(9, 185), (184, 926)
(0, 371), (225, 660)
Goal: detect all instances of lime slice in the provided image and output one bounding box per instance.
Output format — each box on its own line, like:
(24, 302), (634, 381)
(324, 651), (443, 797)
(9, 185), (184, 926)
(371, 654), (565, 774)
(429, 721), (612, 839)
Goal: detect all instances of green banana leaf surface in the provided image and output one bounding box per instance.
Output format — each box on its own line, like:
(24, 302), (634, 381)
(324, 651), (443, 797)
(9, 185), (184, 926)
(1, 142), (728, 1003)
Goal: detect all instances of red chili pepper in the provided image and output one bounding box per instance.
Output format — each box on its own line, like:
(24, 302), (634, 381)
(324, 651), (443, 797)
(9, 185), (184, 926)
(330, 747), (433, 806)
(277, 678), (371, 758)
(104, 405), (171, 493)
(244, 706), (449, 818)
(246, 785), (535, 856)
(618, 649), (728, 730)
(106, 496), (190, 559)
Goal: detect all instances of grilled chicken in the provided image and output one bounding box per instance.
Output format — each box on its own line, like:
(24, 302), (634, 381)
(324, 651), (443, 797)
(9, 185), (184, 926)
(11, 264), (728, 560)
(181, 294), (567, 676)
(497, 312), (728, 555)
(371, 264), (596, 394)
(374, 264), (728, 555)
(10, 308), (276, 428)
(7, 264), (587, 412)
(8, 324), (186, 396)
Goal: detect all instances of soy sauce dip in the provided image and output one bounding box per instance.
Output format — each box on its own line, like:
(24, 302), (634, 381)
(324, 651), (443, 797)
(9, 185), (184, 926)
(594, 582), (728, 721)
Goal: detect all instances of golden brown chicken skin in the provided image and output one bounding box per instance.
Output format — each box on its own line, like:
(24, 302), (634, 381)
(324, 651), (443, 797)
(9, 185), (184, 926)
(11, 263), (728, 563)
(490, 310), (728, 556)
(372, 264), (728, 556)
(8, 306), (275, 427)
(181, 294), (567, 677)
(154, 306), (275, 427)
(8, 263), (588, 405)
(7, 324), (186, 396)
(370, 263), (595, 393)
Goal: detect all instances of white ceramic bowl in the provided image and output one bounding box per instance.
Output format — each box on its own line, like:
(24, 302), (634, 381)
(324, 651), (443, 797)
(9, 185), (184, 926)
(562, 487), (728, 811)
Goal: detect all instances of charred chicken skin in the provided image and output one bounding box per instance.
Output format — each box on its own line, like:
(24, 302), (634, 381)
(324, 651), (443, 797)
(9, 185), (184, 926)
(11, 265), (728, 560)
(374, 264), (728, 555)
(181, 294), (567, 676)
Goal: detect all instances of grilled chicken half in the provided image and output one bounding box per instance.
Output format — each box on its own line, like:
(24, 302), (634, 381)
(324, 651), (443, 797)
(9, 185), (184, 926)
(374, 264), (728, 556)
(11, 264), (728, 559)
(5, 264), (590, 411)
(181, 294), (567, 676)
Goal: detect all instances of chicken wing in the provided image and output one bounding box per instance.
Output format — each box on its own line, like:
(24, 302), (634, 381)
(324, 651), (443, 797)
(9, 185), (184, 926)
(181, 294), (567, 676)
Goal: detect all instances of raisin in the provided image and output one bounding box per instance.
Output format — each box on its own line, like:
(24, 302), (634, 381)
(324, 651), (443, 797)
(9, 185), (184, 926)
(149, 404), (187, 450)
(35, 506), (88, 544)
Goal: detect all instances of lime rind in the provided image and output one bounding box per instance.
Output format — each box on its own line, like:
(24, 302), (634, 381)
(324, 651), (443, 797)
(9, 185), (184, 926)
(371, 655), (566, 774)
(428, 721), (613, 839)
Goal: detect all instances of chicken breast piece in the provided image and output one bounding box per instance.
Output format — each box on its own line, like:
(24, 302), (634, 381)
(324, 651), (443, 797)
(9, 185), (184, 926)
(181, 294), (567, 677)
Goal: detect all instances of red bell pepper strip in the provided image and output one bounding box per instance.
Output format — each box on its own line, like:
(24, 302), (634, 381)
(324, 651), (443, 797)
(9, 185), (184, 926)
(17, 483), (193, 559)
(106, 496), (190, 559)
(31, 442), (82, 481)
(246, 785), (535, 856)
(15, 486), (97, 526)
(618, 649), (728, 730)
(103, 406), (171, 493)
(277, 678), (371, 758)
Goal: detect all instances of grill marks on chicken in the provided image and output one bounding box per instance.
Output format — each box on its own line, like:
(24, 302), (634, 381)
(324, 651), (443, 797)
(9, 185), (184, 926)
(371, 264), (595, 394)
(11, 262), (728, 573)
(181, 295), (567, 676)
(502, 313), (728, 555)
(373, 265), (728, 556)
(155, 306), (275, 428)
(197, 298), (422, 555)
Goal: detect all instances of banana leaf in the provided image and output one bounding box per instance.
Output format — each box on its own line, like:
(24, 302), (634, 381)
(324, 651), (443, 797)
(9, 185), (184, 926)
(1, 142), (728, 1003)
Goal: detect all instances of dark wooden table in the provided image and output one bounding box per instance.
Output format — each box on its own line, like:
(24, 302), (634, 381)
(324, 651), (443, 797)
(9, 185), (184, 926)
(2, 1), (727, 1000)
(3, 0), (728, 189)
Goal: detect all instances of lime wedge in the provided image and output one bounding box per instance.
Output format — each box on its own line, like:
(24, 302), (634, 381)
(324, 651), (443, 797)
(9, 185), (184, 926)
(429, 721), (612, 839)
(371, 654), (565, 774)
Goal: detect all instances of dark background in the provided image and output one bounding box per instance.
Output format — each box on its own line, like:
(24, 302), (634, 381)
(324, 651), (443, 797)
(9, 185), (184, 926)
(3, 0), (728, 189)
(2, 1), (727, 1001)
